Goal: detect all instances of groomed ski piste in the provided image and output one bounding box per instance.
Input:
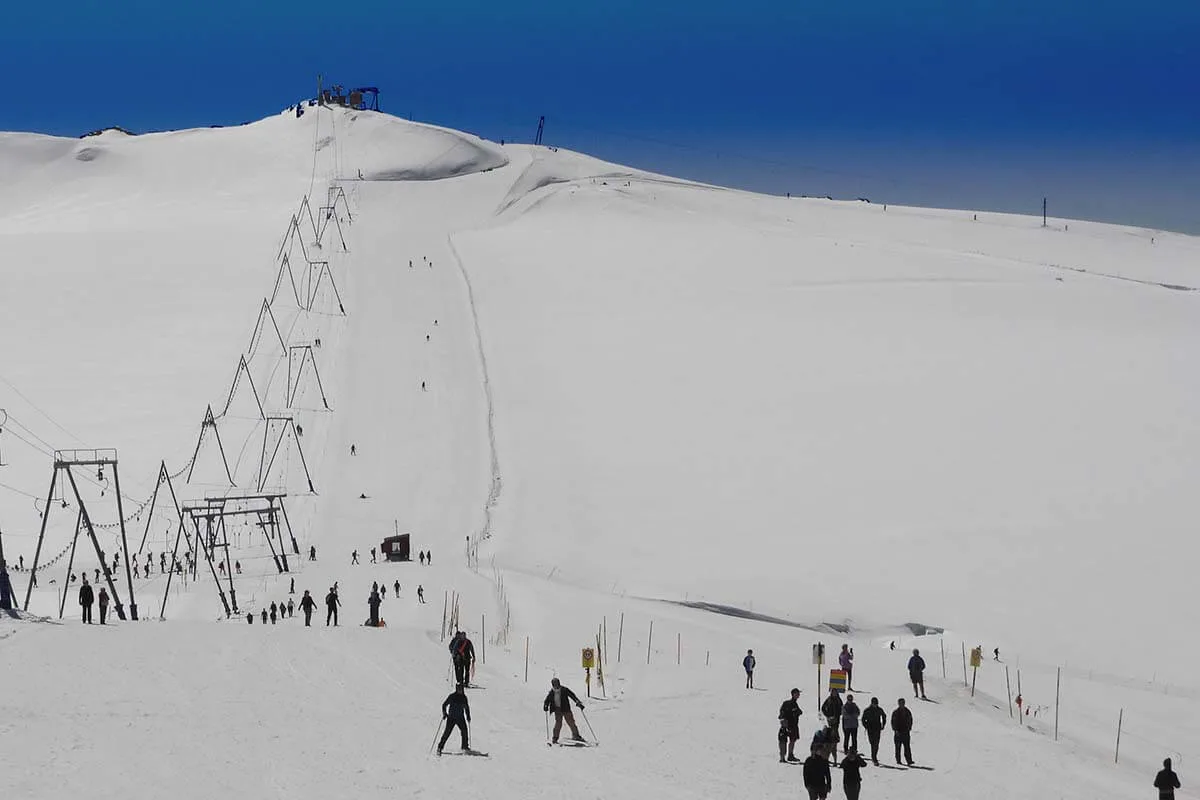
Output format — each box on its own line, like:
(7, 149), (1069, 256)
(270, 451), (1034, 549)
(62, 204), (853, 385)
(2, 104), (1199, 800)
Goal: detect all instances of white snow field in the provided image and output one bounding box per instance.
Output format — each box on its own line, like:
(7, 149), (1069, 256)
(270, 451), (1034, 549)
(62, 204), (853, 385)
(2, 105), (1199, 800)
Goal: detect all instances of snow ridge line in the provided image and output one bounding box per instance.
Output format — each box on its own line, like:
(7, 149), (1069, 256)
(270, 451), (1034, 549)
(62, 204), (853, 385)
(445, 234), (501, 552)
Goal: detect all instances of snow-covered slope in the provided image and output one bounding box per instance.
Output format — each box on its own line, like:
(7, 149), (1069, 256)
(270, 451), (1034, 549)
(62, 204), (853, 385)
(2, 106), (1198, 800)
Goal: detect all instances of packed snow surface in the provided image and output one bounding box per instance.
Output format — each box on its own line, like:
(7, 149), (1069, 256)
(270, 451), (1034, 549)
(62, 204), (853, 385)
(1, 106), (1198, 799)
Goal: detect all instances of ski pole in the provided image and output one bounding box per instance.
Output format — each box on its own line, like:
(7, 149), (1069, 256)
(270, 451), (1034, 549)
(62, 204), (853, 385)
(579, 707), (599, 745)
(545, 709), (551, 743)
(429, 717), (445, 755)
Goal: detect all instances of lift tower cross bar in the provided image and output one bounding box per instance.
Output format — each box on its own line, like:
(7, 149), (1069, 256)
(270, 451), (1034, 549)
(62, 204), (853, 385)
(25, 449), (139, 620)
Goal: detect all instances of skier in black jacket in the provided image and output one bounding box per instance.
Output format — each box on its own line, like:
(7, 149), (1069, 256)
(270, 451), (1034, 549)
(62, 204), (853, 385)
(1155, 758), (1181, 799)
(778, 688), (803, 762)
(802, 752), (832, 800)
(449, 631), (476, 685)
(325, 587), (340, 626)
(861, 697), (887, 765)
(438, 684), (472, 754)
(543, 678), (585, 743)
(821, 689), (844, 728)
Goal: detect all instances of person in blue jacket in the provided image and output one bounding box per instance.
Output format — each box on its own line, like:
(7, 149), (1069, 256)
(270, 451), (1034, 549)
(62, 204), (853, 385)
(744, 649), (757, 689)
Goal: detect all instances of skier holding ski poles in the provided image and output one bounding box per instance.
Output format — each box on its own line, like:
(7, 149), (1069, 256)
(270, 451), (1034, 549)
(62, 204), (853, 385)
(543, 678), (586, 744)
(437, 683), (471, 755)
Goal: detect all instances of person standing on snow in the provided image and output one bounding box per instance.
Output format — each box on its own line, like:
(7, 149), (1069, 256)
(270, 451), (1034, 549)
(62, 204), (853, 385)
(299, 590), (316, 626)
(269, 602), (278, 624)
(908, 649), (927, 699)
(367, 588), (382, 627)
(437, 683), (471, 755)
(309, 545), (316, 561)
(821, 688), (844, 730)
(325, 586), (341, 626)
(351, 550), (359, 565)
(839, 644), (854, 689)
(97, 587), (110, 625)
(744, 649), (757, 689)
(802, 750), (833, 800)
(861, 697), (886, 765)
(449, 630), (476, 685)
(287, 598), (295, 618)
(891, 698), (914, 766)
(370, 547), (377, 564)
(417, 584), (425, 603)
(840, 748), (867, 800)
(79, 578), (95, 624)
(778, 688), (803, 762)
(841, 694), (861, 755)
(543, 678), (586, 743)
(1155, 758), (1182, 799)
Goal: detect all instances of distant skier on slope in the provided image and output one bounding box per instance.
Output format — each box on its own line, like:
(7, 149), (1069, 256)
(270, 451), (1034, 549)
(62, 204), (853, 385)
(908, 649), (927, 699)
(1156, 757), (1182, 799)
(744, 649), (756, 689)
(778, 688), (803, 762)
(449, 630), (476, 685)
(326, 586), (341, 626)
(309, 545), (316, 561)
(543, 678), (585, 744)
(437, 684), (471, 755)
(419, 551), (425, 565)
(299, 590), (316, 626)
(351, 550), (359, 565)
(394, 579), (400, 596)
(417, 585), (425, 603)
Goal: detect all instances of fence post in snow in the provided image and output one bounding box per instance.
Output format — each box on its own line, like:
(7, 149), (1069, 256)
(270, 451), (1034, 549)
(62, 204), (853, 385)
(961, 642), (969, 687)
(524, 636), (530, 683)
(441, 591), (448, 642)
(1054, 667), (1062, 741)
(1006, 666), (1013, 719)
(677, 632), (681, 665)
(482, 614), (486, 664)
(941, 638), (947, 679)
(647, 620), (654, 665)
(1114, 708), (1123, 763)
(617, 612), (624, 663)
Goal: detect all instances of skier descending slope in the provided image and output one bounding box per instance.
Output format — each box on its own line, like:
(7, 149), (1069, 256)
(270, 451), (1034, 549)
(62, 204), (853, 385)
(438, 683), (472, 755)
(543, 678), (586, 744)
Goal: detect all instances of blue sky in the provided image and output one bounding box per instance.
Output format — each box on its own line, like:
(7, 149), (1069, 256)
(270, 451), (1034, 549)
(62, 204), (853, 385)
(3, 0), (1197, 232)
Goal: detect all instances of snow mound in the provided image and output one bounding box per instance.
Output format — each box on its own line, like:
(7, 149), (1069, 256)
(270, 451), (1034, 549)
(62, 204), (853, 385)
(494, 147), (646, 214)
(343, 111), (509, 181)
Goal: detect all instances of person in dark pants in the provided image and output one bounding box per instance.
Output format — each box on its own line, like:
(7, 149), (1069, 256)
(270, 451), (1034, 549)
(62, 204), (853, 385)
(394, 579), (400, 596)
(325, 587), (340, 626)
(778, 688), (803, 762)
(79, 579), (94, 624)
(543, 678), (585, 743)
(438, 684), (471, 754)
(841, 694), (860, 755)
(309, 545), (316, 561)
(1156, 757), (1181, 799)
(269, 602), (278, 624)
(449, 631), (476, 685)
(426, 551), (432, 565)
(744, 649), (756, 689)
(840, 748), (867, 800)
(861, 697), (886, 765)
(299, 590), (316, 626)
(367, 589), (382, 626)
(802, 751), (832, 800)
(370, 548), (377, 564)
(98, 588), (110, 624)
(261, 608), (268, 624)
(908, 649), (927, 699)
(891, 698), (914, 765)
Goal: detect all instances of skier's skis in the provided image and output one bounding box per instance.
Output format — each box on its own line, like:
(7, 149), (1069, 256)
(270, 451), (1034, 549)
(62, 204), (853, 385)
(439, 749), (490, 757)
(907, 764), (935, 770)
